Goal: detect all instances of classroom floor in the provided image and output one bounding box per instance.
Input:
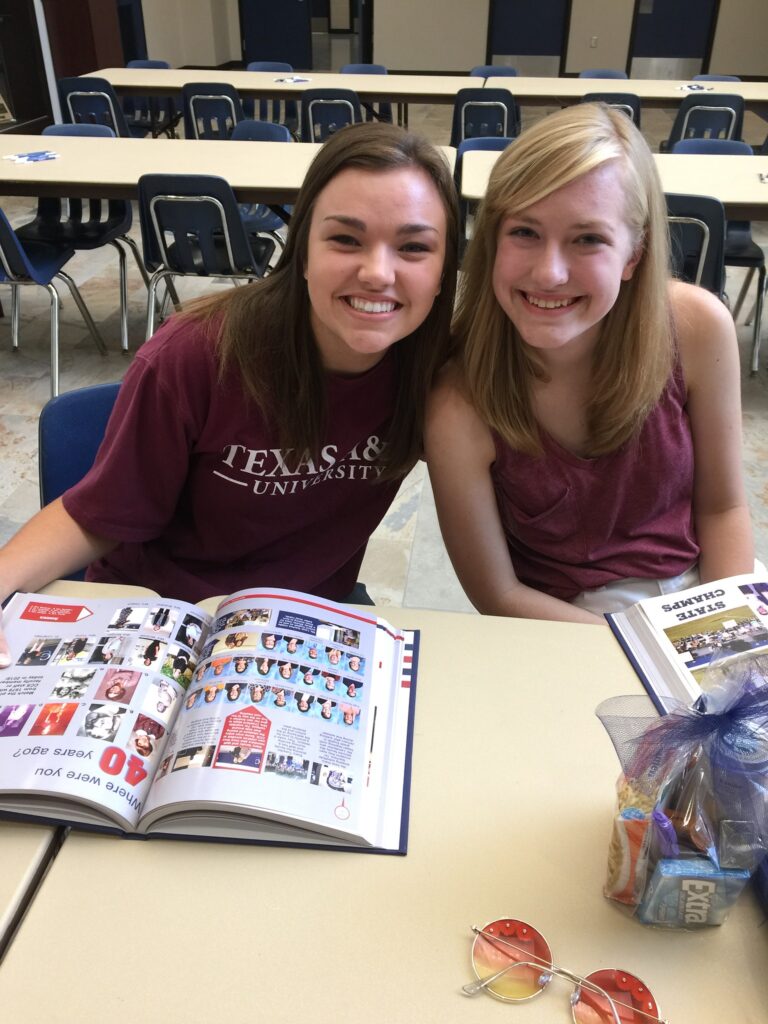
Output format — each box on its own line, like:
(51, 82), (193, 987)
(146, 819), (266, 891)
(0, 54), (766, 612)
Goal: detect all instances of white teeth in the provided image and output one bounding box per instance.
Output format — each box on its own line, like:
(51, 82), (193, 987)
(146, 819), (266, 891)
(525, 294), (575, 309)
(347, 297), (397, 313)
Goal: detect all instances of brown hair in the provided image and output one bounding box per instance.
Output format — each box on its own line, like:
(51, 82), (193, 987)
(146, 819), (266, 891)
(183, 122), (458, 480)
(454, 103), (674, 457)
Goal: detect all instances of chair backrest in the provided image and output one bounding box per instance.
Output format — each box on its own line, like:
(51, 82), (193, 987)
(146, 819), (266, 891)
(672, 138), (752, 156)
(450, 88), (519, 147)
(665, 192), (726, 295)
(580, 91), (641, 127)
(138, 173), (263, 276)
(341, 63), (388, 75)
(39, 383), (120, 507)
(667, 93), (744, 147)
(470, 65), (518, 77)
(58, 76), (131, 137)
(693, 74), (741, 81)
(578, 68), (628, 79)
(300, 88), (362, 142)
(182, 82), (244, 140)
(42, 123), (115, 138)
(230, 118), (292, 142)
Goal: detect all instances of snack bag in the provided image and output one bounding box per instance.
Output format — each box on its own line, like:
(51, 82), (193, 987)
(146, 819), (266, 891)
(597, 663), (768, 928)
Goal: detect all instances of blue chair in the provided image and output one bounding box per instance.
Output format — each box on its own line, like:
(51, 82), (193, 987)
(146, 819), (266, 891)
(341, 63), (392, 124)
(578, 69), (628, 79)
(672, 138), (766, 374)
(230, 119), (292, 252)
(182, 82), (244, 140)
(581, 92), (641, 128)
(39, 381), (120, 580)
(138, 174), (276, 338)
(454, 137), (514, 257)
(244, 61), (299, 135)
(0, 205), (105, 398)
(665, 192), (727, 298)
(693, 74), (741, 82)
(450, 88), (520, 147)
(124, 59), (182, 138)
(661, 93), (744, 151)
(471, 65), (519, 77)
(58, 77), (145, 138)
(300, 88), (362, 142)
(39, 382), (120, 505)
(16, 124), (149, 354)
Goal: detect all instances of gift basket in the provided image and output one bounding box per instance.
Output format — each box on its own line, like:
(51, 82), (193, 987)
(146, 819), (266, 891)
(597, 658), (768, 928)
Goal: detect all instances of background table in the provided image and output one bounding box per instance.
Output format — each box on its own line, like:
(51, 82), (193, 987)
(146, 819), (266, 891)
(0, 601), (764, 1022)
(460, 148), (768, 221)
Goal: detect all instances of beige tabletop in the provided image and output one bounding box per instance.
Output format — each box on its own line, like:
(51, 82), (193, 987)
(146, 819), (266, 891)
(0, 135), (455, 203)
(460, 147), (768, 221)
(0, 824), (60, 955)
(0, 600), (765, 1022)
(87, 68), (479, 104)
(482, 76), (768, 110)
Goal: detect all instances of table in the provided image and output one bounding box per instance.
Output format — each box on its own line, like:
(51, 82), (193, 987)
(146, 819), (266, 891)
(0, 600), (765, 1022)
(0, 824), (61, 958)
(0, 135), (456, 204)
(481, 76), (768, 113)
(460, 148), (768, 221)
(86, 68), (479, 106)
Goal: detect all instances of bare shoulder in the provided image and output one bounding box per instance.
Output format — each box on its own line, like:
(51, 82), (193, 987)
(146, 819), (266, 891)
(425, 362), (495, 462)
(668, 280), (738, 385)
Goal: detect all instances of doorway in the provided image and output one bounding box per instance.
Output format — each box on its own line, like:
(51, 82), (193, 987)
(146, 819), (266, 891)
(629, 0), (720, 79)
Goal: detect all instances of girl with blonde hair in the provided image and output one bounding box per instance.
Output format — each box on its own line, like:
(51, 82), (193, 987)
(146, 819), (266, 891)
(426, 103), (753, 623)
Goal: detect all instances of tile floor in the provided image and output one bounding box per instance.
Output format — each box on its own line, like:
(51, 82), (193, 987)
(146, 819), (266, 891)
(0, 74), (766, 614)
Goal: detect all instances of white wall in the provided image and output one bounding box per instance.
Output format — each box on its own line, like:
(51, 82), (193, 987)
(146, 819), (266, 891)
(373, 0), (490, 72)
(710, 0), (768, 77)
(565, 0), (634, 75)
(142, 0), (240, 67)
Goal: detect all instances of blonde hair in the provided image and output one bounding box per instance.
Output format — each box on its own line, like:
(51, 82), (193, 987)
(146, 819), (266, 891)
(453, 103), (674, 456)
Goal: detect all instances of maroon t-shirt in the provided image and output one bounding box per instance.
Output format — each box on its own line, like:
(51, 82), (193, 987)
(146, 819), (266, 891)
(491, 363), (700, 600)
(63, 317), (400, 602)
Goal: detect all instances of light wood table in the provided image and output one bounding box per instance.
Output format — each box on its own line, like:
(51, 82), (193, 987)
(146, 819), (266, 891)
(0, 135), (455, 204)
(0, 600), (765, 1022)
(87, 68), (479, 106)
(0, 824), (61, 958)
(460, 148), (768, 221)
(482, 76), (768, 112)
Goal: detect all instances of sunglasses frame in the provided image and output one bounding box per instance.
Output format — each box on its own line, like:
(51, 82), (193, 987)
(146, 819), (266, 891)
(466, 919), (668, 1024)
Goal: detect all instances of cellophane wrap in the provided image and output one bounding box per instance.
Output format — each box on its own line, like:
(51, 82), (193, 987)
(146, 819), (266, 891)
(597, 659), (768, 928)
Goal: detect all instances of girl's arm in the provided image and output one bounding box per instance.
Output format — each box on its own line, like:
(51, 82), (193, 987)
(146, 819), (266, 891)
(0, 499), (117, 666)
(674, 281), (755, 582)
(425, 371), (604, 624)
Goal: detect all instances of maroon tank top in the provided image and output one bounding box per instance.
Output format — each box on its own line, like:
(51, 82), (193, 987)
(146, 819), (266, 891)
(491, 365), (700, 601)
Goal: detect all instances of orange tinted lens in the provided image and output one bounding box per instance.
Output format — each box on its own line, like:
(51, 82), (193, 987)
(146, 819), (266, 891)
(572, 968), (659, 1024)
(471, 918), (553, 1001)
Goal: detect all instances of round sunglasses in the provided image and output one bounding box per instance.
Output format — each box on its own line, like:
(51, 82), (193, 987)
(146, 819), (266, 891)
(465, 918), (667, 1024)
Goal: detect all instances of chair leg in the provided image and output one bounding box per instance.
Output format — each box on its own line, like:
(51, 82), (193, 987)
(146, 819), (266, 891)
(146, 269), (177, 340)
(10, 284), (19, 350)
(56, 271), (107, 356)
(45, 283), (61, 398)
(120, 233), (151, 291)
(109, 240), (129, 352)
(749, 265), (766, 376)
(733, 267), (756, 321)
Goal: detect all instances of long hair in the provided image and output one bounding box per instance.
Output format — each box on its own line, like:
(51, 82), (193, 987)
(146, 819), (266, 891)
(454, 103), (673, 457)
(182, 122), (458, 481)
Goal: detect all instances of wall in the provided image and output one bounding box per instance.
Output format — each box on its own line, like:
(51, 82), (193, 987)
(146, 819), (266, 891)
(564, 0), (634, 75)
(373, 0), (489, 72)
(141, 0), (240, 67)
(710, 0), (768, 76)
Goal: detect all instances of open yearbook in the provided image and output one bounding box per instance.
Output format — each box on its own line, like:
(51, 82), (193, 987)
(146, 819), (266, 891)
(0, 587), (418, 853)
(606, 571), (768, 713)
